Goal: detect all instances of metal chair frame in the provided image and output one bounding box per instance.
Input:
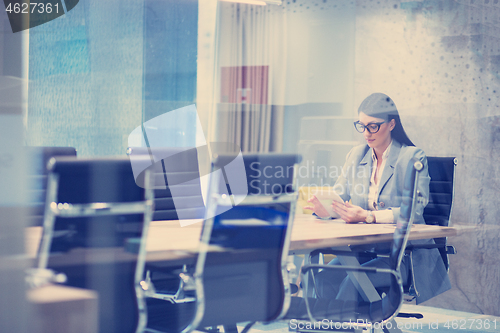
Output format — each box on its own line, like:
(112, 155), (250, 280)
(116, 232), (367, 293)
(144, 153), (301, 333)
(289, 159), (425, 333)
(188, 158), (300, 332)
(37, 157), (154, 333)
(26, 146), (77, 226)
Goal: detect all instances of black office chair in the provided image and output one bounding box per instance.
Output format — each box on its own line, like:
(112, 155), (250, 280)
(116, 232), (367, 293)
(307, 157), (457, 297)
(26, 146), (77, 226)
(37, 157), (154, 333)
(127, 146), (207, 302)
(406, 157), (457, 270)
(285, 158), (425, 333)
(126, 147), (205, 221)
(390, 157), (458, 321)
(145, 153), (302, 333)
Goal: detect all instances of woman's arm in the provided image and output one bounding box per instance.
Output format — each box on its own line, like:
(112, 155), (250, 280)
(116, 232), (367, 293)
(332, 201), (369, 223)
(331, 147), (431, 224)
(388, 148), (430, 224)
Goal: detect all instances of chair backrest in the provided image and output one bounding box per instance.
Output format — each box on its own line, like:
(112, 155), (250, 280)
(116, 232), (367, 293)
(422, 156), (456, 270)
(127, 147), (205, 221)
(187, 153), (302, 331)
(37, 157), (153, 333)
(210, 153), (300, 197)
(423, 157), (456, 227)
(26, 146), (77, 226)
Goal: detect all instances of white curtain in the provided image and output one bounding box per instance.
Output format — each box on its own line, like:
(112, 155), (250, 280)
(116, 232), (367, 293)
(212, 2), (288, 153)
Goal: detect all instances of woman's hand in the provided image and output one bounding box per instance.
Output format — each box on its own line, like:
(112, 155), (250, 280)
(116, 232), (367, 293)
(303, 195), (330, 218)
(332, 201), (368, 223)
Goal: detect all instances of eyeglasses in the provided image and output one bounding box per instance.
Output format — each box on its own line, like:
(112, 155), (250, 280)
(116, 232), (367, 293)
(354, 121), (386, 134)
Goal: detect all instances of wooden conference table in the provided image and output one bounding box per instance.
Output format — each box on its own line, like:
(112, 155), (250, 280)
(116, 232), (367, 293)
(145, 213), (462, 309)
(26, 213), (461, 263)
(145, 213), (460, 264)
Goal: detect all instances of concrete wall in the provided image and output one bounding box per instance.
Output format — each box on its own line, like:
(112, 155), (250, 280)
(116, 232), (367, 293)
(354, 0), (500, 315)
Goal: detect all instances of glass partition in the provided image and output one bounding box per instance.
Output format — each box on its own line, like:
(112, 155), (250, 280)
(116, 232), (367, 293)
(15, 0), (500, 327)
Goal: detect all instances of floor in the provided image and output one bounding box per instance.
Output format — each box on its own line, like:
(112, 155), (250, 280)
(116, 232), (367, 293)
(238, 305), (500, 333)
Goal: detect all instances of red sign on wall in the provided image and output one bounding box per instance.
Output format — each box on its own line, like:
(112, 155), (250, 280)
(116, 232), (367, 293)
(220, 66), (269, 105)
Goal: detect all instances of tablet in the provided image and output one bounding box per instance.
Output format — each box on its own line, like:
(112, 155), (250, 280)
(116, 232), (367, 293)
(313, 192), (344, 218)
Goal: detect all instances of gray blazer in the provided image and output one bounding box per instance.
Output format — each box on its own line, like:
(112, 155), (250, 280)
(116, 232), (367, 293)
(333, 140), (451, 304)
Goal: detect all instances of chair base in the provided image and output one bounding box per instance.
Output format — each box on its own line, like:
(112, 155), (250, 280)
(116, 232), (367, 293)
(396, 312), (423, 319)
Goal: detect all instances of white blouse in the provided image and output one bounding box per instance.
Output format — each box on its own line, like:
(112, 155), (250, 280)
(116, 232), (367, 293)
(368, 141), (394, 223)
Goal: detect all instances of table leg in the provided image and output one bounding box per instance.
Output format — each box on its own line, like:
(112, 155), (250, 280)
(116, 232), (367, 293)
(304, 246), (382, 302)
(335, 246), (381, 303)
(304, 250), (323, 298)
(336, 249), (404, 333)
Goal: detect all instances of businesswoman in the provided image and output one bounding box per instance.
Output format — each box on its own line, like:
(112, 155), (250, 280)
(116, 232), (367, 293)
(305, 93), (451, 304)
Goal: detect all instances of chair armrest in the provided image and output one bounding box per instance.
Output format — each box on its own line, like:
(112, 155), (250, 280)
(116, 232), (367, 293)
(310, 248), (378, 259)
(405, 244), (441, 250)
(301, 263), (394, 276)
(405, 244), (457, 254)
